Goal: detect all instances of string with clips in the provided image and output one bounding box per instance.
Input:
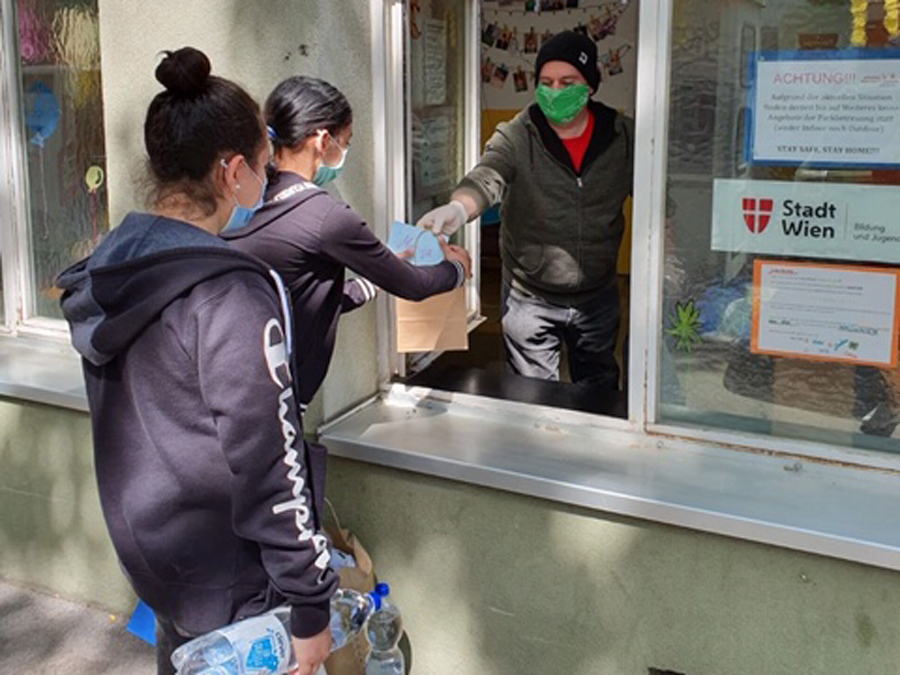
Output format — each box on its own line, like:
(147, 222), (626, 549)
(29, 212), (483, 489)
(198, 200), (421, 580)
(480, 0), (630, 78)
(481, 0), (631, 17)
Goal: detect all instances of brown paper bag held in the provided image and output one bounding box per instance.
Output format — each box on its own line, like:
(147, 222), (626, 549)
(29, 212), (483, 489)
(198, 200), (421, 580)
(323, 502), (376, 675)
(396, 286), (469, 353)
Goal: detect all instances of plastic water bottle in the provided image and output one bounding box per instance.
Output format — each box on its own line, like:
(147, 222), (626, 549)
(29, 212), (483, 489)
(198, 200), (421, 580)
(171, 588), (380, 675)
(365, 583), (405, 675)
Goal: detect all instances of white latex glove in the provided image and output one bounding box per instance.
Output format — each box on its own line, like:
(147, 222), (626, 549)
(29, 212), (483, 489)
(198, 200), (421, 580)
(416, 200), (468, 237)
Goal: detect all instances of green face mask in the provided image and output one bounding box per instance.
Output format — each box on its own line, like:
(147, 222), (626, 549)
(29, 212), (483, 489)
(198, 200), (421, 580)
(536, 83), (590, 126)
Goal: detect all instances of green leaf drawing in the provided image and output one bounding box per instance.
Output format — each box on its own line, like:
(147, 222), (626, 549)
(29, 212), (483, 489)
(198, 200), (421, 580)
(666, 299), (703, 353)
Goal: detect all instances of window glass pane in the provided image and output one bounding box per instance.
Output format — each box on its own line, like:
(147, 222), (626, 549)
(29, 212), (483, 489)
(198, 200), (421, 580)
(16, 0), (108, 319)
(408, 0), (468, 227)
(403, 0), (472, 371)
(661, 0), (900, 452)
(0, 257), (5, 323)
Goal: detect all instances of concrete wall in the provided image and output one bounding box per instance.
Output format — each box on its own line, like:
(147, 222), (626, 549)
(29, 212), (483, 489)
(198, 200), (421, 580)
(328, 457), (900, 675)
(5, 398), (900, 674)
(0, 400), (131, 609)
(97, 0), (379, 424)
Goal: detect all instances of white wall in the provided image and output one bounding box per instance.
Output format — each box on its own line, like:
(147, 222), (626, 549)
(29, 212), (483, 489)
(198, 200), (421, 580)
(97, 0), (379, 424)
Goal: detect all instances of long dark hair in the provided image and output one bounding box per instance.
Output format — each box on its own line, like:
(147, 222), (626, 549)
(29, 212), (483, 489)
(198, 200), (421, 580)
(144, 47), (265, 215)
(264, 76), (353, 151)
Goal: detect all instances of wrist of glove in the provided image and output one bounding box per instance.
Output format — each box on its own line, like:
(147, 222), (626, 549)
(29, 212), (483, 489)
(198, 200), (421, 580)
(416, 200), (468, 237)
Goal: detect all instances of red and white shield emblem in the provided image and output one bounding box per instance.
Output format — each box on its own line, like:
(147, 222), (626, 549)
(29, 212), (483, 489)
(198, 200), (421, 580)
(742, 198), (773, 234)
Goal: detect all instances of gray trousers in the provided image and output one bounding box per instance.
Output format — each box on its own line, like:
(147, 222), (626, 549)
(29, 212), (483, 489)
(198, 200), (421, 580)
(500, 279), (621, 390)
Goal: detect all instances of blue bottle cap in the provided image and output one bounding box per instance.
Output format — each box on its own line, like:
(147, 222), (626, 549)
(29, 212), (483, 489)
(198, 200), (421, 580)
(375, 582), (390, 597)
(367, 590), (383, 611)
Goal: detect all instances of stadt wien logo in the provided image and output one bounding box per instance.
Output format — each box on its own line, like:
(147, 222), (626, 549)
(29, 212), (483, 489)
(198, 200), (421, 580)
(741, 197), (773, 234)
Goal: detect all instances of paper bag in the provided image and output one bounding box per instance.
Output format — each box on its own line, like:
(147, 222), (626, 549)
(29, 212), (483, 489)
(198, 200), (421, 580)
(323, 503), (376, 675)
(396, 286), (469, 353)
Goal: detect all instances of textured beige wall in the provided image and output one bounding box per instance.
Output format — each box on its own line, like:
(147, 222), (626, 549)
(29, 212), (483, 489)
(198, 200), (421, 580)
(0, 400), (133, 609)
(97, 0), (379, 425)
(4, 399), (900, 675)
(328, 457), (900, 675)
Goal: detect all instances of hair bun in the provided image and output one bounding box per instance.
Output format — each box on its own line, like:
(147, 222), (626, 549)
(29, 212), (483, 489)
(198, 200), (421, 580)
(155, 47), (211, 97)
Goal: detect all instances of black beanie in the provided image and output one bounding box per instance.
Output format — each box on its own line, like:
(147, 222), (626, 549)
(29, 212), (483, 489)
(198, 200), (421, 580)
(534, 31), (601, 91)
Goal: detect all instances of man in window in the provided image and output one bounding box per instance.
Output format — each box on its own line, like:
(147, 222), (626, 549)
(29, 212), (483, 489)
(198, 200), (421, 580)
(418, 31), (634, 391)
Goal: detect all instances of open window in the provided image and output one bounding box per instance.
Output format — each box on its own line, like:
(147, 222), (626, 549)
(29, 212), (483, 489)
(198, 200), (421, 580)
(387, 0), (639, 418)
(376, 0), (900, 461)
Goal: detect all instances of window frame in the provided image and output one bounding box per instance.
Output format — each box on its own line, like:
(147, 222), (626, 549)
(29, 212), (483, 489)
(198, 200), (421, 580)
(370, 0), (900, 476)
(635, 0), (900, 474)
(0, 0), (75, 340)
(378, 0), (484, 379)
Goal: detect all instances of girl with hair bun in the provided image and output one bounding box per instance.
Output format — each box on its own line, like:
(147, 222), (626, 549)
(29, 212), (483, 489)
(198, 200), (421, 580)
(222, 75), (473, 406)
(57, 48), (336, 675)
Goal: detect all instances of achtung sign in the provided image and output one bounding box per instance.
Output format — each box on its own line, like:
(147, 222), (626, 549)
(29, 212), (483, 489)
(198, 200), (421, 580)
(748, 50), (900, 167)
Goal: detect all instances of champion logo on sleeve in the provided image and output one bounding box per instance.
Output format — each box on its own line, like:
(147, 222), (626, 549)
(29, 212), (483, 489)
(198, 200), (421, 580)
(263, 274), (331, 580)
(263, 320), (291, 388)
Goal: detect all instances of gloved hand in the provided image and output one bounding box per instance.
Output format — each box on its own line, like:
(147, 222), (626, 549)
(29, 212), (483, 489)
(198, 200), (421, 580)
(416, 200), (468, 237)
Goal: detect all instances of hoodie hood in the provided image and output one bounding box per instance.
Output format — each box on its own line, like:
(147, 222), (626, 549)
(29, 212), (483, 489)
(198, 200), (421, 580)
(57, 212), (271, 366)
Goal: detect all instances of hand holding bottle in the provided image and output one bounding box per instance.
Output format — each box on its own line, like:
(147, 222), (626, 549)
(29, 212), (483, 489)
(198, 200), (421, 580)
(171, 589), (379, 675)
(289, 627), (332, 675)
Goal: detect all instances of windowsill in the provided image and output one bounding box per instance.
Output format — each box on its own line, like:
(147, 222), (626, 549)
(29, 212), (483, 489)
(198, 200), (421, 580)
(0, 336), (87, 411)
(5, 331), (900, 573)
(320, 385), (900, 572)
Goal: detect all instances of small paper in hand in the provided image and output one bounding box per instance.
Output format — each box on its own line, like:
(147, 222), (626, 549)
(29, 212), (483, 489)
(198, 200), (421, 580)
(388, 221), (445, 266)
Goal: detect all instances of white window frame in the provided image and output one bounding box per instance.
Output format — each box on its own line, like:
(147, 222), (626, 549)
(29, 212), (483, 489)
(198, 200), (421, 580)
(630, 0), (900, 475)
(374, 0), (483, 379)
(0, 0), (74, 341)
(367, 0), (900, 479)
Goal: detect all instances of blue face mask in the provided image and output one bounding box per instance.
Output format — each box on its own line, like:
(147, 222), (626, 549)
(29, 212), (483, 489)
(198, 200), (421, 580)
(222, 161), (267, 233)
(313, 135), (348, 186)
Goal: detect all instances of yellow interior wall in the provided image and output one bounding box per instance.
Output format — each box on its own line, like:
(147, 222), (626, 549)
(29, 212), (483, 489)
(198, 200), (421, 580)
(480, 110), (633, 275)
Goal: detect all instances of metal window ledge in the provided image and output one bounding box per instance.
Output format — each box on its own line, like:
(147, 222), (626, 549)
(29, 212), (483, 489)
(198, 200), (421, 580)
(3, 334), (899, 573)
(0, 337), (87, 411)
(320, 386), (900, 572)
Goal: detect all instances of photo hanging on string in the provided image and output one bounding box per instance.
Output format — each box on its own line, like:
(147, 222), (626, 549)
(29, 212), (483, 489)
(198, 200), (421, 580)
(481, 56), (494, 84)
(513, 67), (530, 93)
(601, 44), (631, 77)
(495, 25), (512, 50)
(491, 63), (510, 89)
(482, 21), (498, 47)
(524, 27), (539, 53)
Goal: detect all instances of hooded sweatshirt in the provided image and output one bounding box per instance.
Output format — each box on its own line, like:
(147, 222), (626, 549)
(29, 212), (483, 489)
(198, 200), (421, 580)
(222, 171), (464, 405)
(57, 212), (337, 638)
(457, 100), (634, 305)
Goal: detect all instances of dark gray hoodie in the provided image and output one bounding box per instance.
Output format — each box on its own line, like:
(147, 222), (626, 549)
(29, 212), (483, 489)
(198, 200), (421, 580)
(57, 212), (337, 638)
(457, 100), (633, 305)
